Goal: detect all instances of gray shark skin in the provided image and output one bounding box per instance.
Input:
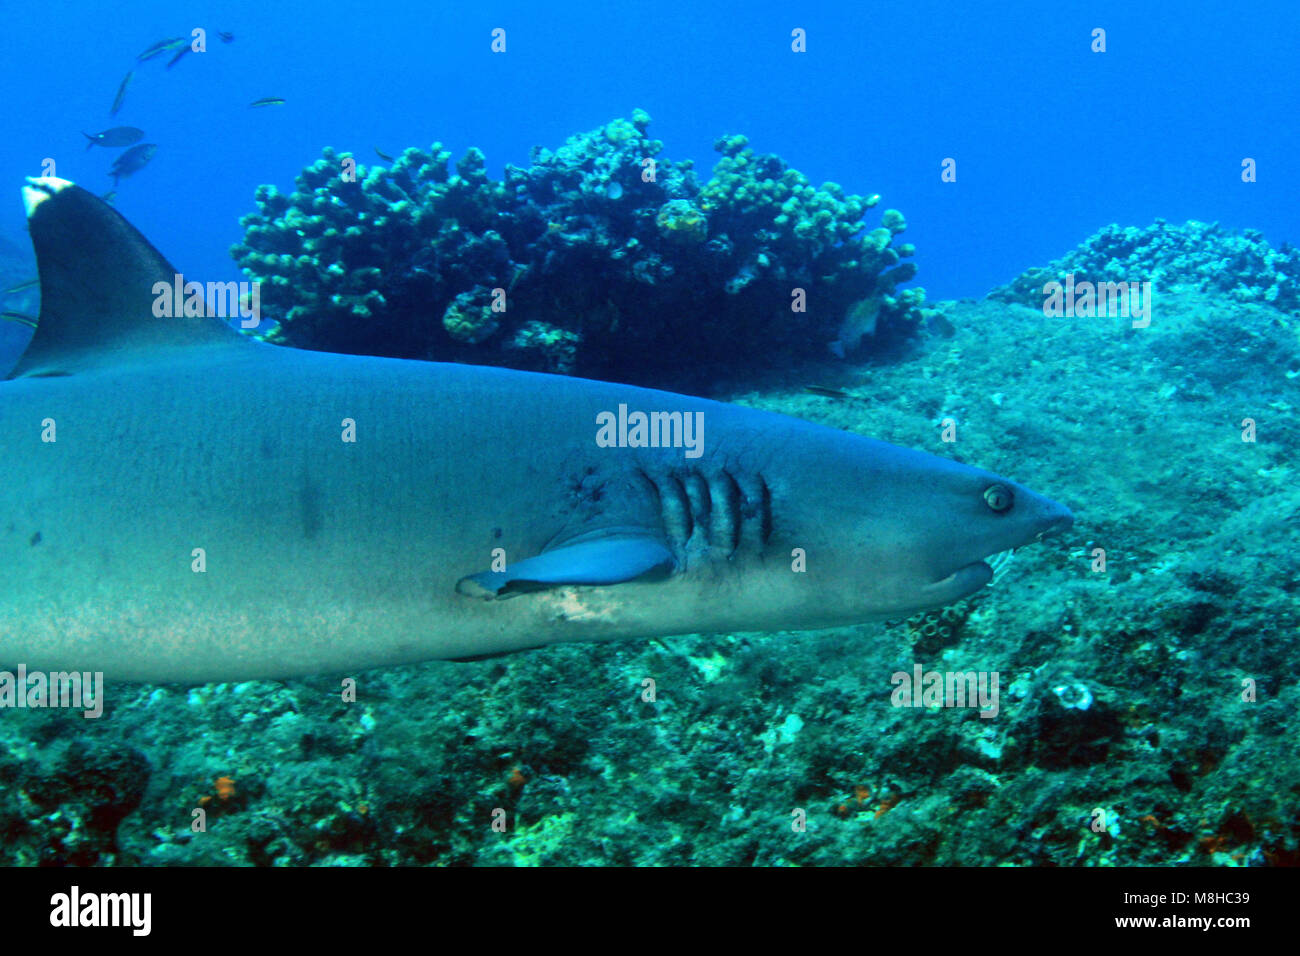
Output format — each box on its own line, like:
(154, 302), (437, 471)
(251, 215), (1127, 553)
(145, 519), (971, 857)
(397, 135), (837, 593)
(0, 177), (1073, 682)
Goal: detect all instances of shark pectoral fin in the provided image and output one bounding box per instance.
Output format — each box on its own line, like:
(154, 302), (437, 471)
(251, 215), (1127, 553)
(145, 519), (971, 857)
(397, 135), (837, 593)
(919, 561), (995, 608)
(455, 534), (675, 600)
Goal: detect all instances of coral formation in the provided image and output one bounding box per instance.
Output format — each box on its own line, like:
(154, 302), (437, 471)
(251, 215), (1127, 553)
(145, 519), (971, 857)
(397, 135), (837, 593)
(655, 199), (708, 243)
(231, 112), (924, 385)
(907, 598), (975, 658)
(990, 219), (1300, 314)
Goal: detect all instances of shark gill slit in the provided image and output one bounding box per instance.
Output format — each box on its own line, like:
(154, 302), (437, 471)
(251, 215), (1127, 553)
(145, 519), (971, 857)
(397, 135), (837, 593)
(639, 466), (772, 560)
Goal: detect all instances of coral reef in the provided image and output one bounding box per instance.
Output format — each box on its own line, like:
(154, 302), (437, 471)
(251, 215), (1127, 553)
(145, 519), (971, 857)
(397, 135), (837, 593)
(990, 219), (1300, 314)
(3, 283), (1299, 866)
(231, 112), (923, 386)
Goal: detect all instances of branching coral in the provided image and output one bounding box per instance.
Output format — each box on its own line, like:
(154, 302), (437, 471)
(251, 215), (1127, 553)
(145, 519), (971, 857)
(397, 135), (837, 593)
(231, 112), (924, 384)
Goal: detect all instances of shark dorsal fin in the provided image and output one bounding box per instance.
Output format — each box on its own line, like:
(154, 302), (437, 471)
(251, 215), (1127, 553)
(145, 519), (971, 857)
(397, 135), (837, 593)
(10, 177), (246, 378)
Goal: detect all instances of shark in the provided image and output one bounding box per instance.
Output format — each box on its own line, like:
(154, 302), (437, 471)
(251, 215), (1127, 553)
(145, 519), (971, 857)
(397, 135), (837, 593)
(0, 177), (1073, 682)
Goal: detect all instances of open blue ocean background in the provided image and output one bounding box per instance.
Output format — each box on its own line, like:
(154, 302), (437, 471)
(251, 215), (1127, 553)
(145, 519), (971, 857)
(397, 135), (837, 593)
(1, 0), (1295, 301)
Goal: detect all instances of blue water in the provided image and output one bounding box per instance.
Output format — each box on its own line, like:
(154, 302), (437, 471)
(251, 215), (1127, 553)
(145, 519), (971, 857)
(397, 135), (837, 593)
(2, 0), (1295, 302)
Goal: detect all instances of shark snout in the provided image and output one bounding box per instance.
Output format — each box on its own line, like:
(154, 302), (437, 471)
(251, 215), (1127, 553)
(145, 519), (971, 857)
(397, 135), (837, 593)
(930, 486), (1071, 590)
(1031, 495), (1074, 541)
(918, 482), (1072, 609)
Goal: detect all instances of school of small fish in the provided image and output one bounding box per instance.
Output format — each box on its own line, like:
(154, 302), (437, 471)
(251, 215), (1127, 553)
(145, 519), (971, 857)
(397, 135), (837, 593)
(3, 27), (289, 319)
(83, 27), (282, 199)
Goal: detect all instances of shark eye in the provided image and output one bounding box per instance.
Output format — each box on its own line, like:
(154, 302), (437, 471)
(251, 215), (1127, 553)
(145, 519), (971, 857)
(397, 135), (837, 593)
(983, 483), (1014, 513)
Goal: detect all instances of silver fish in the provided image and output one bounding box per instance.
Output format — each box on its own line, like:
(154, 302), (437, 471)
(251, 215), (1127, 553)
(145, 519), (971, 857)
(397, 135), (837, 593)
(109, 70), (133, 116)
(108, 143), (158, 185)
(83, 126), (145, 151)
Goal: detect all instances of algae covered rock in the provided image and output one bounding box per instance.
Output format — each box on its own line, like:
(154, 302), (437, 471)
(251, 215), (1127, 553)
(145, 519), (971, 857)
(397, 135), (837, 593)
(990, 219), (1300, 315)
(232, 114), (924, 385)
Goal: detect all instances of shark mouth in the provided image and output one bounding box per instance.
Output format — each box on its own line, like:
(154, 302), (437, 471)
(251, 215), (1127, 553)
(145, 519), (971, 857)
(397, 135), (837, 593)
(924, 548), (1016, 603)
(970, 511), (1070, 586)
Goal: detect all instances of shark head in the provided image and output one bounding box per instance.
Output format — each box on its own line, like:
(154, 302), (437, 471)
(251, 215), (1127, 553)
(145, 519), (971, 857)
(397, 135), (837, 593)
(748, 424), (1073, 624)
(588, 419), (1076, 636)
(821, 442), (1074, 619)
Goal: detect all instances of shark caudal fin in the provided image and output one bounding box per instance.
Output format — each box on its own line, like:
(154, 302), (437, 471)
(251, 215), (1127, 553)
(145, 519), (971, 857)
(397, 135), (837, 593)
(11, 177), (245, 378)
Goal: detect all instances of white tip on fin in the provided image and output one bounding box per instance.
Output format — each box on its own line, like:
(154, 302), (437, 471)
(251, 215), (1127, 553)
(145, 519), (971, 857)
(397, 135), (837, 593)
(11, 176), (245, 380)
(22, 177), (75, 218)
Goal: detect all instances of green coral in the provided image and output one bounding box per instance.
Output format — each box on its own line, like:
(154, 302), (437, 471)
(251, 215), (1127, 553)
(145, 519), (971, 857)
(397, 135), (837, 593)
(508, 321), (581, 374)
(231, 145), (474, 356)
(697, 133), (922, 350)
(880, 208), (907, 235)
(655, 199), (708, 242)
(442, 288), (499, 344)
(700, 135), (868, 256)
(232, 114), (925, 383)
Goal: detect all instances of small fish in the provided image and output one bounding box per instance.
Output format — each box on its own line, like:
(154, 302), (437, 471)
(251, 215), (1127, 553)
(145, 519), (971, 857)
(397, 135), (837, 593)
(374, 147), (394, 162)
(166, 45), (191, 69)
(218, 31), (234, 43)
(0, 311), (38, 329)
(927, 312), (957, 338)
(249, 97), (285, 108)
(3, 277), (39, 294)
(804, 385), (856, 401)
(109, 143), (158, 185)
(137, 37), (186, 61)
(101, 190), (118, 204)
(110, 70), (134, 116)
(83, 126), (145, 151)
(831, 294), (882, 358)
